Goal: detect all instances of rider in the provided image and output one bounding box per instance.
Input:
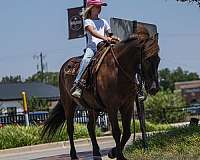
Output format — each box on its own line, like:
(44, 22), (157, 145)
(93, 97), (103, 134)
(71, 0), (112, 98)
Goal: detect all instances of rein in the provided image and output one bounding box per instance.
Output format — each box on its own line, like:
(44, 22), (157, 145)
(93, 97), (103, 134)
(110, 46), (136, 84)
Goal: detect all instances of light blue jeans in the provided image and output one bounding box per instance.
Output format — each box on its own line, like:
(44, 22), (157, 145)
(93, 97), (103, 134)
(74, 48), (95, 83)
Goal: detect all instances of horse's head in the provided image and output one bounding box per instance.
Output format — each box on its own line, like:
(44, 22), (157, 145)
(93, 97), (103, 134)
(135, 24), (160, 95)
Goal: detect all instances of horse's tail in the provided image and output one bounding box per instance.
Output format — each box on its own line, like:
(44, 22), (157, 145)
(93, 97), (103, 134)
(41, 99), (66, 139)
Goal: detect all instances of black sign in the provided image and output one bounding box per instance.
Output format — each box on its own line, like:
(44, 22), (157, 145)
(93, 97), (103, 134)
(110, 17), (158, 41)
(110, 18), (135, 41)
(68, 7), (84, 39)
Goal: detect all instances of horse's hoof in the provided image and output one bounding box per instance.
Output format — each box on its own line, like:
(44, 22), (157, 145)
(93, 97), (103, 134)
(71, 156), (79, 160)
(116, 155), (127, 160)
(108, 148), (116, 159)
(116, 157), (127, 160)
(108, 151), (115, 159)
(93, 155), (102, 160)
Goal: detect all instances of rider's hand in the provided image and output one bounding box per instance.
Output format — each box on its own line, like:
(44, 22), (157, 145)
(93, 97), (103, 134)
(111, 36), (121, 41)
(105, 36), (112, 42)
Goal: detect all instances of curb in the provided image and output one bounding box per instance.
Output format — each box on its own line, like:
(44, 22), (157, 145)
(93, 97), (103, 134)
(0, 135), (113, 156)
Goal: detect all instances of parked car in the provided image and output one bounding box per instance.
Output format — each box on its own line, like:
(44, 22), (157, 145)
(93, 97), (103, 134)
(184, 103), (200, 114)
(28, 111), (49, 124)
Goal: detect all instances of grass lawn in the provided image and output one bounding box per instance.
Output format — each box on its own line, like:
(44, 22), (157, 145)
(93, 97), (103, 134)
(125, 125), (200, 160)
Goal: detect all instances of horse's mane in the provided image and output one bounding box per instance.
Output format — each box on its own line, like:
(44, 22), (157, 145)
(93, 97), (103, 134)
(115, 23), (159, 59)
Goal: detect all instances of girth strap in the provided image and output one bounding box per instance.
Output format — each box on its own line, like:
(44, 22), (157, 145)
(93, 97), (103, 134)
(94, 46), (111, 73)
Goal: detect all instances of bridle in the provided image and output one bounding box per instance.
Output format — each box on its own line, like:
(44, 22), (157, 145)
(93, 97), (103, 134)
(109, 37), (149, 82)
(108, 33), (160, 96)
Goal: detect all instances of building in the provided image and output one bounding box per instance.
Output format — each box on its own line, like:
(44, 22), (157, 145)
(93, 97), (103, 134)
(0, 82), (59, 115)
(175, 80), (200, 104)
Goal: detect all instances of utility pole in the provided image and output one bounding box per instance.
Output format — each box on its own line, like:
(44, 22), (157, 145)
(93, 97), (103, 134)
(33, 52), (47, 83)
(40, 52), (44, 83)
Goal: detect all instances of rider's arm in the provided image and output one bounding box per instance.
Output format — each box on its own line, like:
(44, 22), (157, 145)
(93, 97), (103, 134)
(85, 25), (112, 42)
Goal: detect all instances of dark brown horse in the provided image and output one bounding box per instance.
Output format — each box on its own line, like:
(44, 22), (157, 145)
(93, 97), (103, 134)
(42, 23), (160, 160)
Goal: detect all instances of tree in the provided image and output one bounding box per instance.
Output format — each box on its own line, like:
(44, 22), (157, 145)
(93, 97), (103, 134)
(0, 75), (22, 83)
(25, 72), (59, 86)
(176, 0), (200, 7)
(43, 72), (59, 86)
(159, 68), (173, 91)
(159, 67), (200, 91)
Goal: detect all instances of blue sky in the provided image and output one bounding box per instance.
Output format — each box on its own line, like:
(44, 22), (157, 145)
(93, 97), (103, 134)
(0, 0), (200, 80)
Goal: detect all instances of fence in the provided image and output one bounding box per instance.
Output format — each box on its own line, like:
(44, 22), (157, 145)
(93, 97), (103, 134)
(0, 110), (109, 130)
(145, 106), (200, 123)
(0, 112), (49, 125)
(0, 106), (199, 128)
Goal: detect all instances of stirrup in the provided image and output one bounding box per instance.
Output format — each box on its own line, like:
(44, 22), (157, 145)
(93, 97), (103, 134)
(137, 91), (146, 102)
(138, 94), (145, 102)
(70, 83), (78, 93)
(71, 87), (82, 98)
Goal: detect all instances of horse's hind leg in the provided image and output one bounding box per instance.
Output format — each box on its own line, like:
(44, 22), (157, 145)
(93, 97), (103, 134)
(66, 105), (78, 159)
(87, 110), (102, 159)
(62, 94), (78, 160)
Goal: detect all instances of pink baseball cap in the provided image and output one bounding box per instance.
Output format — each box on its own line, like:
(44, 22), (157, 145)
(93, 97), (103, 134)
(86, 0), (107, 6)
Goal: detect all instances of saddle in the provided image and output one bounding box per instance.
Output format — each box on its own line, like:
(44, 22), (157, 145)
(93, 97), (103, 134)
(65, 41), (111, 88)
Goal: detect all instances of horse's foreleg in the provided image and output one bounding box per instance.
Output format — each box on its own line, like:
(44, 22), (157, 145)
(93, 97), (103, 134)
(108, 110), (127, 160)
(66, 103), (78, 160)
(87, 110), (101, 159)
(109, 107), (132, 159)
(120, 106), (133, 150)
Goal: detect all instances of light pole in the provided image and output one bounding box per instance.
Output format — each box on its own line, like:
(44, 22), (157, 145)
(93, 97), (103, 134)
(21, 91), (29, 126)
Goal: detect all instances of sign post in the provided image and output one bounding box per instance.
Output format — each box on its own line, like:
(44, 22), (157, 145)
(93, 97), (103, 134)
(83, 0), (86, 8)
(21, 91), (29, 126)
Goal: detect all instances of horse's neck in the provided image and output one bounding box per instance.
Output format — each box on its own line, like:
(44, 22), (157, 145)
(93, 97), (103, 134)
(115, 42), (141, 77)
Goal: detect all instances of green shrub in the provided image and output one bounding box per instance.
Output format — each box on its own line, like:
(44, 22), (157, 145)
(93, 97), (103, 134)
(144, 90), (187, 123)
(0, 124), (102, 150)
